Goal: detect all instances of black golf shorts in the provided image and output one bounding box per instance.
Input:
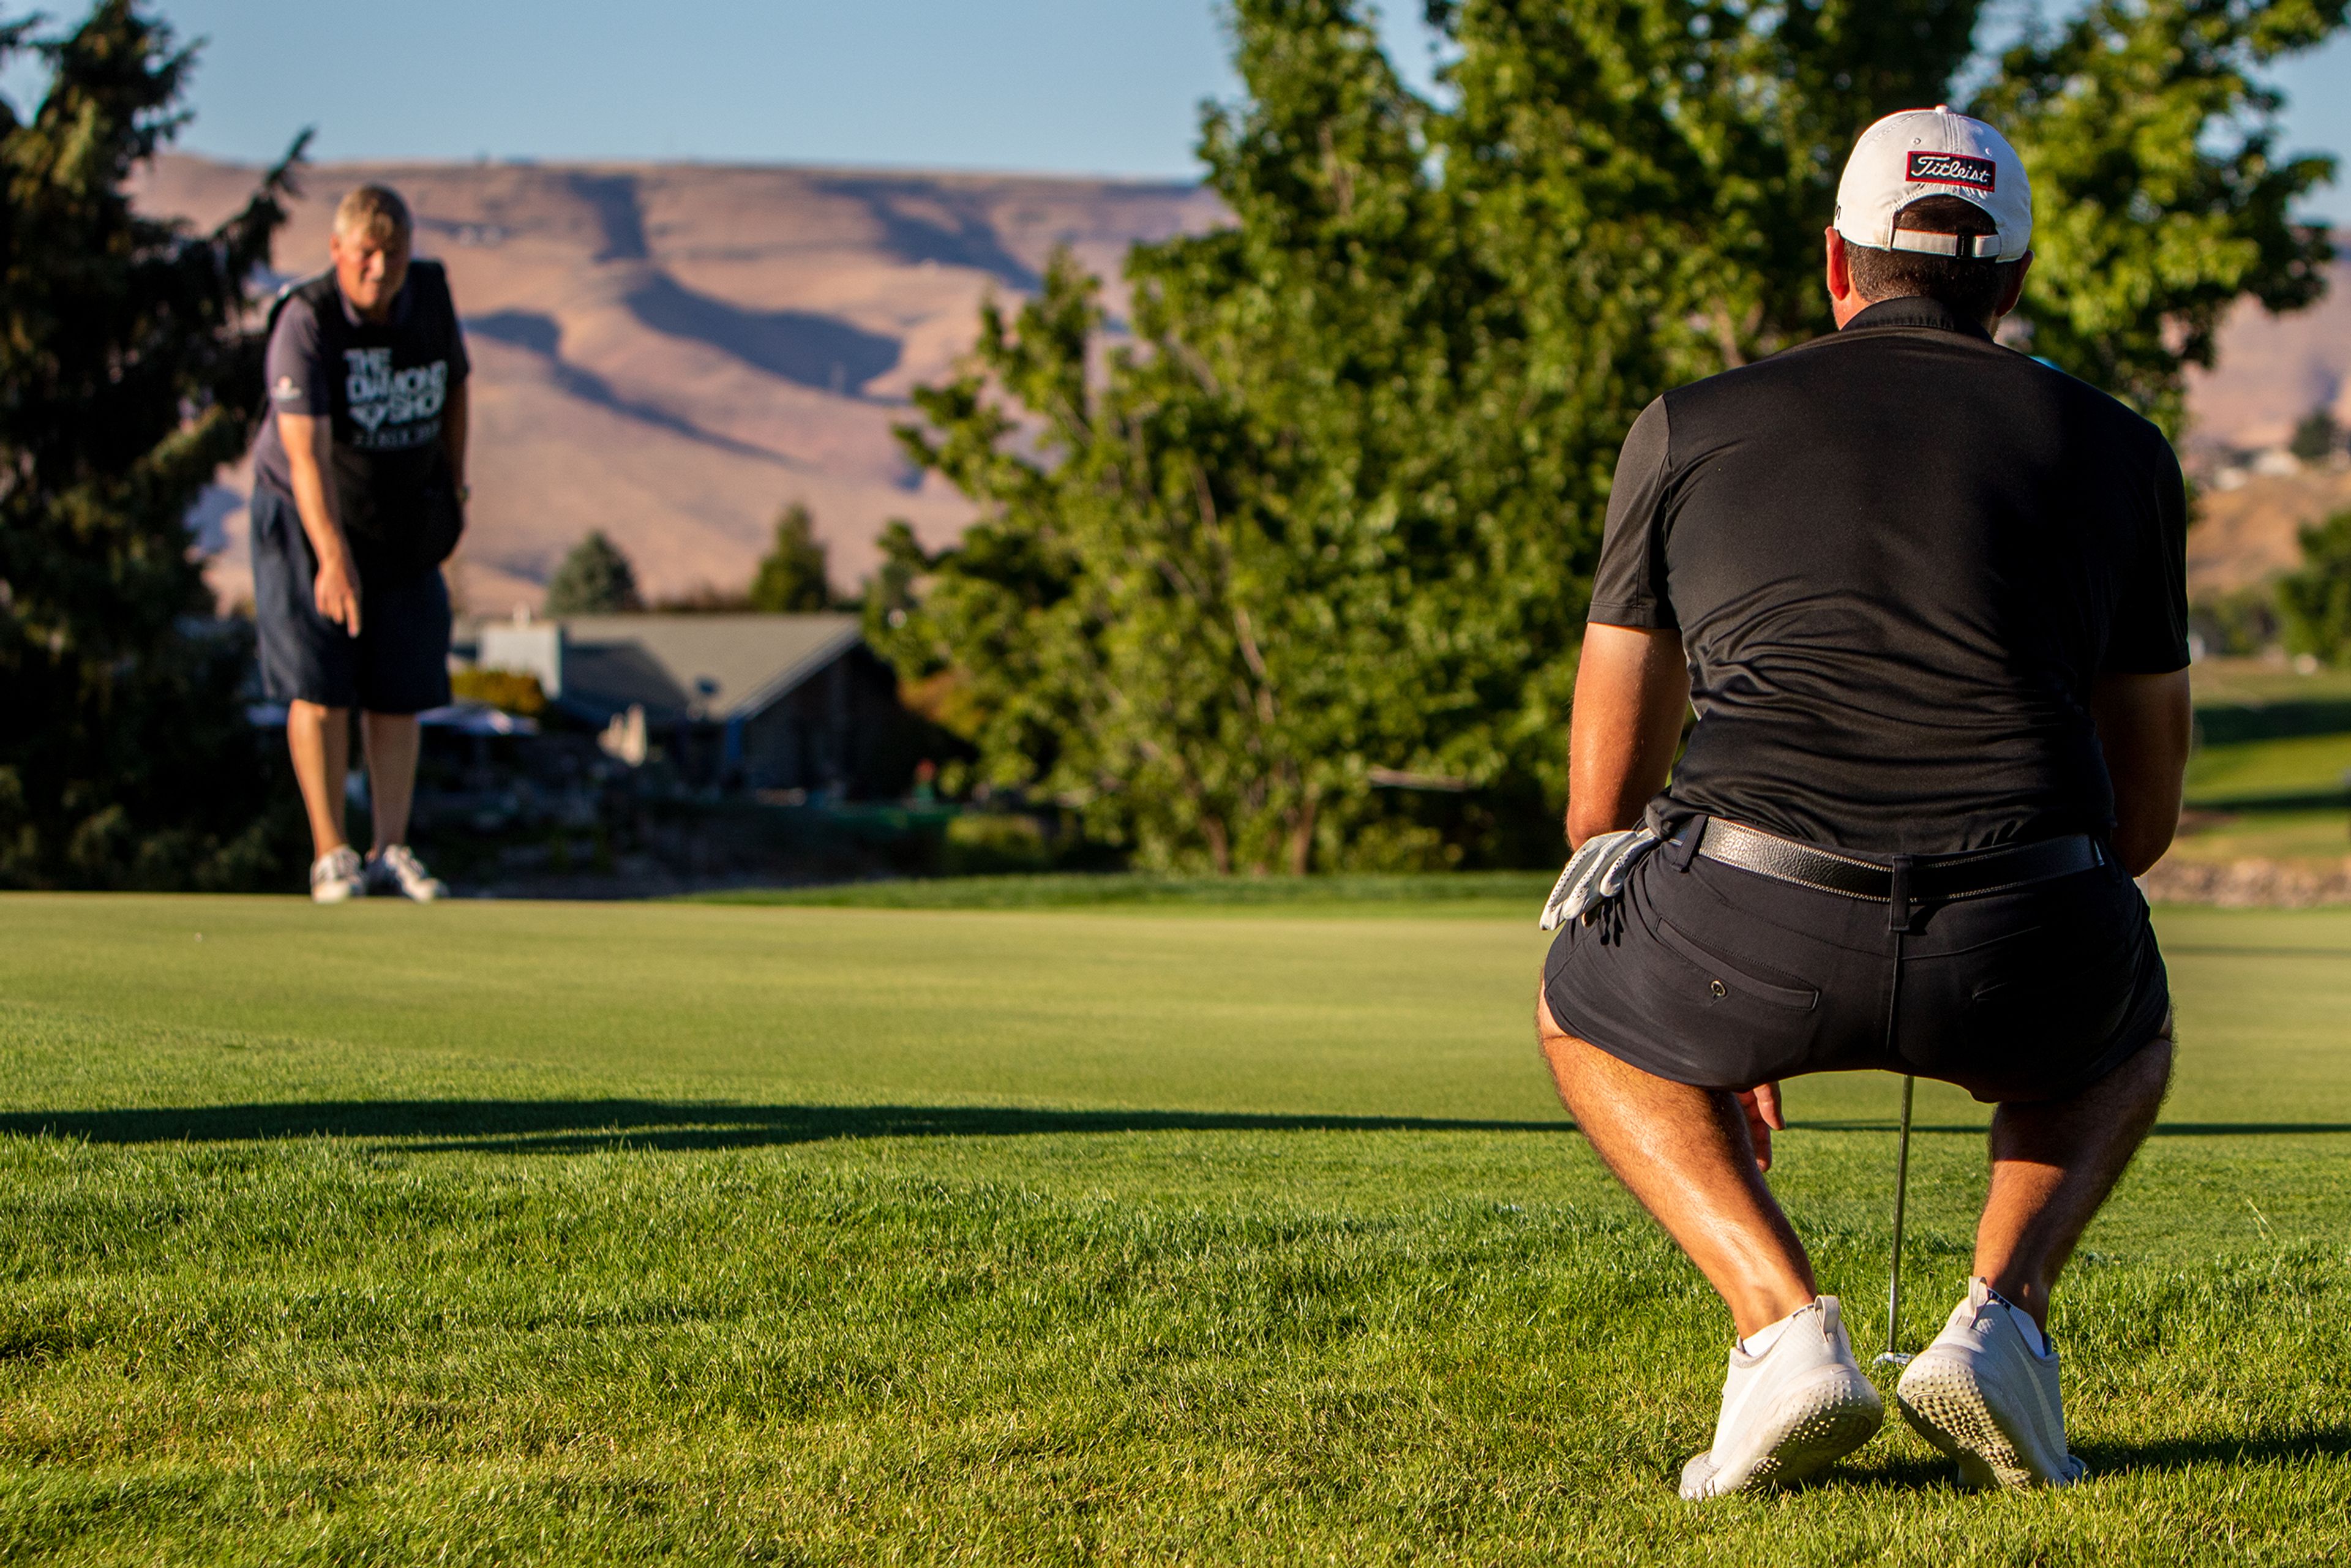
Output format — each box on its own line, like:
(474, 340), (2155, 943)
(250, 485), (452, 715)
(1541, 828), (2171, 1104)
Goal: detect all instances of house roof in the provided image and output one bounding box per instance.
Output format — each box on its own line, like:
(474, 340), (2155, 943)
(548, 613), (865, 725)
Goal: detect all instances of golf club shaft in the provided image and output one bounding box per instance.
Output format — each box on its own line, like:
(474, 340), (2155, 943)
(1885, 1072), (1915, 1359)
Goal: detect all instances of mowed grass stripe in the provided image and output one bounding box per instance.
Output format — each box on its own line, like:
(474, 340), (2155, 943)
(2, 895), (2347, 1562)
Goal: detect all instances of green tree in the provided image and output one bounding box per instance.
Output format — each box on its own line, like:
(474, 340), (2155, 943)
(888, 0), (2344, 873)
(0, 2), (307, 890)
(2290, 406), (2341, 463)
(1974, 0), (2341, 436)
(544, 530), (642, 615)
(861, 519), (928, 628)
(747, 500), (832, 613)
(2279, 509), (2351, 666)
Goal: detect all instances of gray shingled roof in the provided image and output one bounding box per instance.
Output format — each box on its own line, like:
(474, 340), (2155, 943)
(550, 613), (864, 724)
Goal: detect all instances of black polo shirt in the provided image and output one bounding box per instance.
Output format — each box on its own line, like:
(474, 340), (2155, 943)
(1589, 296), (2188, 855)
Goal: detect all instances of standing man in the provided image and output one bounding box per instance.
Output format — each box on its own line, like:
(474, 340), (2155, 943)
(251, 185), (468, 902)
(1537, 110), (2189, 1496)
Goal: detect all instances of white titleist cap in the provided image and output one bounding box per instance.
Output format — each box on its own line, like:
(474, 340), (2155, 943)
(1834, 105), (2032, 263)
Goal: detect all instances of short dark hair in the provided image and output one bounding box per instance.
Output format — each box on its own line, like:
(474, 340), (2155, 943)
(1846, 195), (2023, 324)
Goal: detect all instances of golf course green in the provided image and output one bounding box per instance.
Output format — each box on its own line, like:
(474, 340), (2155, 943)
(2, 890), (2346, 1563)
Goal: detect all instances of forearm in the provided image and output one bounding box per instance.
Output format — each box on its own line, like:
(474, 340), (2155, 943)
(2109, 777), (2184, 879)
(1565, 625), (1692, 847)
(443, 379), (468, 489)
(2091, 670), (2192, 877)
(279, 415), (350, 569)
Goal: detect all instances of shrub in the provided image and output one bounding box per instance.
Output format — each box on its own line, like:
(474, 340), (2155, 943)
(449, 668), (547, 716)
(942, 813), (1054, 876)
(2278, 509), (2351, 667)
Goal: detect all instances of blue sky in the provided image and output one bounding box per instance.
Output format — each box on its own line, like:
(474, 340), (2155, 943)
(4, 1), (2347, 218)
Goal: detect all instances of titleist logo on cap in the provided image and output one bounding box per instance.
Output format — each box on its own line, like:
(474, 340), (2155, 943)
(1907, 151), (1996, 191)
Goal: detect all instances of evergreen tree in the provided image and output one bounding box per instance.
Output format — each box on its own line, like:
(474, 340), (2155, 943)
(747, 501), (832, 613)
(886, 0), (2345, 873)
(544, 531), (642, 615)
(0, 2), (306, 889)
(2290, 407), (2341, 463)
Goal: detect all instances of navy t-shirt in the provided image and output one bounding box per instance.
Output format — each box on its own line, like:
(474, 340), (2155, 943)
(1588, 296), (2189, 856)
(251, 261), (469, 571)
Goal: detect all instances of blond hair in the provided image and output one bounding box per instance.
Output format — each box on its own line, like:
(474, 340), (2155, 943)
(333, 184), (411, 246)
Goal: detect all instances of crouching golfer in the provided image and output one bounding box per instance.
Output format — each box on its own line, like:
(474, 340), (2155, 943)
(250, 184), (467, 901)
(1537, 109), (2188, 1497)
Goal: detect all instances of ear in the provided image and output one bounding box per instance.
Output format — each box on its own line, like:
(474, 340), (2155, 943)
(1992, 251), (2033, 322)
(1824, 227), (1869, 326)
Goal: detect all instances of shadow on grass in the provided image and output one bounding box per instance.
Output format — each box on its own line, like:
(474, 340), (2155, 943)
(0, 1101), (1570, 1153)
(2080, 1424), (2351, 1475)
(1810, 1424), (2351, 1492)
(2161, 945), (2351, 960)
(1793, 1120), (2351, 1137)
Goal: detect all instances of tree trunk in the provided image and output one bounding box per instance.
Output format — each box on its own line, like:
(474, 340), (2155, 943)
(1284, 792), (1318, 876)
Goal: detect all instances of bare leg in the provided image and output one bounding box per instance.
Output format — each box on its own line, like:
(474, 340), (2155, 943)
(361, 711), (421, 852)
(1539, 987), (1817, 1338)
(1974, 1033), (2173, 1334)
(287, 701), (351, 860)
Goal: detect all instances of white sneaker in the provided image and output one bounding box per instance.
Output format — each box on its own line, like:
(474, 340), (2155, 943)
(1678, 1296), (1884, 1499)
(364, 844), (447, 902)
(309, 846), (367, 904)
(1896, 1279), (2087, 1489)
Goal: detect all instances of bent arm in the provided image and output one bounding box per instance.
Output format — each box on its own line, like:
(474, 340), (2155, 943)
(2090, 669), (2191, 876)
(1566, 623), (1692, 849)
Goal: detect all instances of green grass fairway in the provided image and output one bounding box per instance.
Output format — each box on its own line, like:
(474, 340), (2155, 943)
(2191, 657), (2351, 708)
(2186, 732), (2351, 810)
(2172, 732), (2350, 862)
(2169, 805), (2351, 864)
(3, 894), (2349, 1564)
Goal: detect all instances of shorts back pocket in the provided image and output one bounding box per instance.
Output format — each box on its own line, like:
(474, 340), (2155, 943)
(1655, 918), (1820, 1011)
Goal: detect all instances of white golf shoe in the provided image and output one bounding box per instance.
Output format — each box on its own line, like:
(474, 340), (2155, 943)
(1896, 1279), (2086, 1489)
(1678, 1296), (1884, 1499)
(365, 844), (447, 902)
(309, 846), (367, 904)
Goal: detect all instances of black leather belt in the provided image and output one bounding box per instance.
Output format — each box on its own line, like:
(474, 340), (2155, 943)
(1693, 818), (2103, 907)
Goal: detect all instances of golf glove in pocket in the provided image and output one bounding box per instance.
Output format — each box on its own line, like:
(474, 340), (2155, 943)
(1539, 826), (1660, 931)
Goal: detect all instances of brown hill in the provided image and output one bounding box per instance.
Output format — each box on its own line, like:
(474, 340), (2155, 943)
(2187, 465), (2351, 596)
(140, 155), (2341, 612)
(2183, 259), (2351, 456)
(135, 154), (1221, 613)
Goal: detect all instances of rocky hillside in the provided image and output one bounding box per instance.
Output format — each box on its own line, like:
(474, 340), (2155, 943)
(137, 154), (1220, 613)
(139, 155), (2345, 612)
(2183, 260), (2351, 456)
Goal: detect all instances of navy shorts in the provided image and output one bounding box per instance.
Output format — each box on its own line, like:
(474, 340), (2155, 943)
(1541, 825), (2172, 1104)
(251, 485), (452, 714)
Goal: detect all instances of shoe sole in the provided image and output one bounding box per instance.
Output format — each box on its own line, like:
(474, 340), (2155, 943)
(1897, 1359), (2075, 1490)
(311, 884), (362, 904)
(365, 877), (443, 902)
(1700, 1371), (1884, 1496)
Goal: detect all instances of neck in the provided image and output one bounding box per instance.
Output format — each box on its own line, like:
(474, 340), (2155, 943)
(1840, 292), (1996, 335)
